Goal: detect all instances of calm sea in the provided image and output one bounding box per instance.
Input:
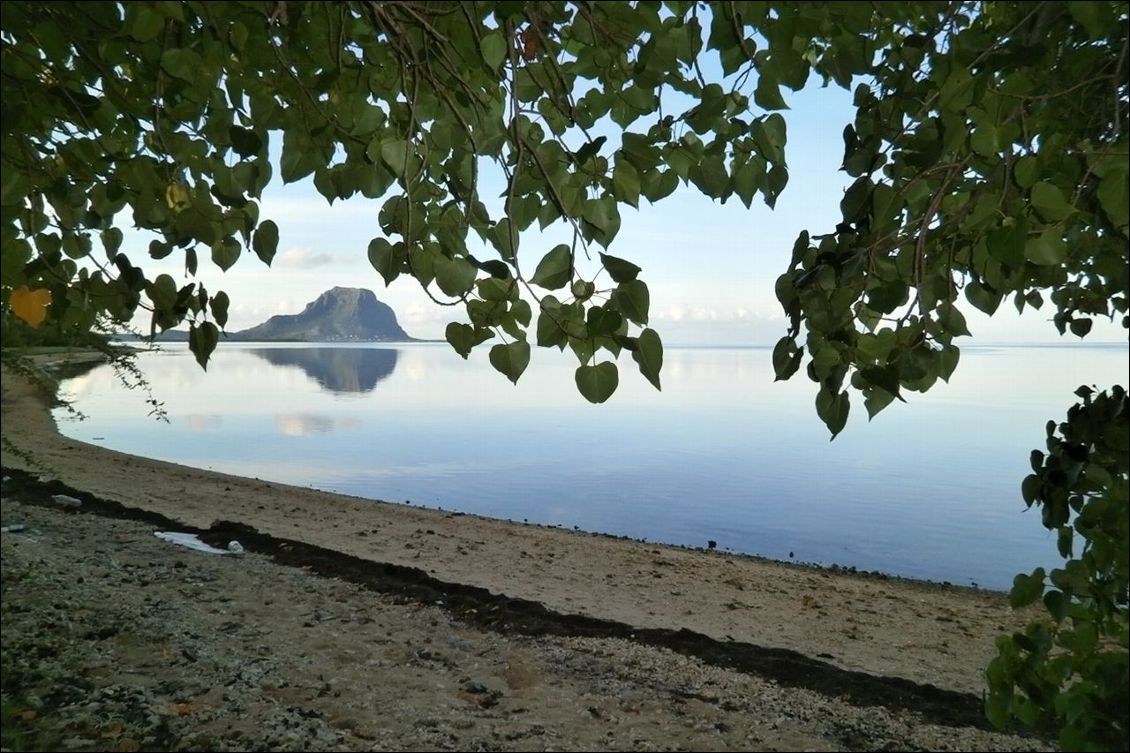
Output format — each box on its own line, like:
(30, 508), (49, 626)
(54, 342), (1127, 590)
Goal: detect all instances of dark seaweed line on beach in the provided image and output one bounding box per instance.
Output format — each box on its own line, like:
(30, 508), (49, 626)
(0, 466), (1032, 736)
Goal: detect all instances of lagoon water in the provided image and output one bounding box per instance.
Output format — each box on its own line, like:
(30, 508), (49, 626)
(54, 342), (1127, 590)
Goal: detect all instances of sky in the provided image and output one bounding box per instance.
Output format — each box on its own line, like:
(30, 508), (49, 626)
(124, 79), (1124, 347)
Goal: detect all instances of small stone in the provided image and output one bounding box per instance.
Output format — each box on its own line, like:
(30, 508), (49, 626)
(51, 494), (83, 508)
(1, 523), (29, 533)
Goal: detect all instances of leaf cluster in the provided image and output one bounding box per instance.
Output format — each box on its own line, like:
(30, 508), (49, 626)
(772, 1), (1129, 437)
(988, 386), (1129, 750)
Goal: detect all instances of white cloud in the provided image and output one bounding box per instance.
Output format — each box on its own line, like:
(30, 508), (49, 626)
(275, 413), (361, 437)
(401, 301), (451, 325)
(183, 414), (223, 432)
(275, 247), (337, 269)
(654, 305), (780, 323)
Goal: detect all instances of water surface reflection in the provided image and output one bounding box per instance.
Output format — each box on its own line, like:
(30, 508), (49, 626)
(249, 347), (398, 393)
(55, 342), (1129, 588)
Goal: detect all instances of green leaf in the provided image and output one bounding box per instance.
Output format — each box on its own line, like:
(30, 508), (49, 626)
(228, 20), (249, 50)
(586, 305), (623, 336)
(582, 196), (619, 234)
(867, 282), (908, 315)
(1030, 181), (1075, 222)
(764, 164), (788, 207)
(970, 122), (998, 157)
(101, 227), (123, 259)
(1097, 167), (1129, 231)
(211, 291), (230, 329)
(446, 322), (476, 358)
(211, 238), (240, 271)
(753, 113), (787, 164)
(511, 299), (532, 327)
(492, 218), (518, 260)
(599, 252), (641, 283)
(280, 143), (318, 183)
(754, 72), (788, 110)
(632, 328), (663, 390)
(1025, 231), (1067, 265)
(771, 336), (802, 381)
(434, 255), (477, 297)
(612, 160), (641, 207)
(864, 388), (896, 419)
(732, 160), (759, 208)
(986, 224), (1026, 269)
(530, 244), (572, 289)
(380, 139), (409, 175)
(688, 155), (729, 198)
(1009, 568), (1046, 609)
(1013, 155), (1039, 188)
(937, 67), (974, 111)
(575, 362), (619, 403)
(815, 388), (850, 439)
(642, 169), (679, 203)
(229, 127), (263, 159)
(126, 5), (165, 42)
(150, 240), (173, 260)
(536, 308), (567, 348)
(1069, 318), (1092, 338)
(481, 32), (508, 71)
(61, 232), (92, 259)
(367, 238), (402, 284)
(188, 321), (219, 370)
(940, 305), (971, 337)
(965, 280), (1002, 315)
(840, 177), (873, 222)
(859, 365), (901, 398)
(611, 279), (649, 325)
(160, 48), (202, 82)
(146, 274), (177, 310)
(253, 220), (278, 265)
(489, 340), (530, 384)
(938, 345), (960, 381)
(1068, 1), (1115, 37)
(478, 277), (516, 302)
(1042, 589), (1067, 621)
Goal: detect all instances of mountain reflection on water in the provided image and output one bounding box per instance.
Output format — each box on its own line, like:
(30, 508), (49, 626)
(248, 347), (398, 393)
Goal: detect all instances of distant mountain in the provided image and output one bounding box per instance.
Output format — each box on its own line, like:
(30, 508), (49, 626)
(232, 287), (412, 342)
(124, 288), (414, 343)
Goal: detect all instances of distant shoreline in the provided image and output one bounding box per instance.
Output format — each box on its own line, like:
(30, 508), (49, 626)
(111, 337), (1129, 349)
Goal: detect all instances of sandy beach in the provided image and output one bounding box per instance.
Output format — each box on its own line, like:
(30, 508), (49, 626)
(1, 352), (1048, 751)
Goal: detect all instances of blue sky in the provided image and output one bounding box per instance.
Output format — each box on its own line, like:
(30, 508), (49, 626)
(131, 83), (1123, 346)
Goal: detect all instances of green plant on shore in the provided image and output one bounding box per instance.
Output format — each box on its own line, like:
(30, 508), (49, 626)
(0, 314), (167, 422)
(0, 1), (1126, 747)
(988, 386), (1129, 749)
(0, 697), (53, 752)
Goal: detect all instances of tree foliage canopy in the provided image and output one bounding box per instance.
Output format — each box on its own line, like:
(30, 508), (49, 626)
(2, 1), (1127, 747)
